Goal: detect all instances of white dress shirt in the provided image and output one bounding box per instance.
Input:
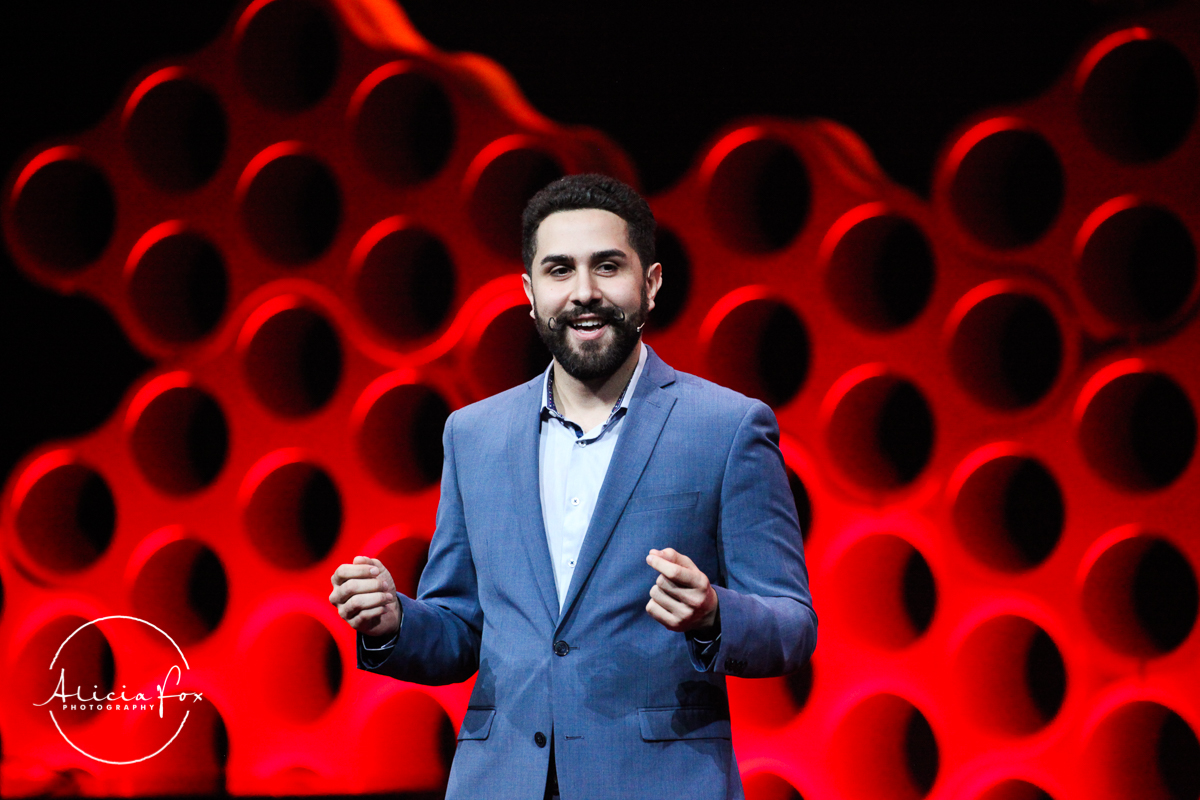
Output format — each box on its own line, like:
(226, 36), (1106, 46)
(539, 343), (647, 610)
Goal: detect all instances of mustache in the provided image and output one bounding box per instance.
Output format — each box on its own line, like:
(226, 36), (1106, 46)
(547, 305), (627, 332)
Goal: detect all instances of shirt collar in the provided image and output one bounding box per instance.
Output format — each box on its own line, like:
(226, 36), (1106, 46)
(540, 342), (647, 440)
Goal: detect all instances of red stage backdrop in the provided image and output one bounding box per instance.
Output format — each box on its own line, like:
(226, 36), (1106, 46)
(2, 1), (1199, 798)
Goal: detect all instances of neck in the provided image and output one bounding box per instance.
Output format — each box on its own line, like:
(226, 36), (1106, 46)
(552, 341), (642, 421)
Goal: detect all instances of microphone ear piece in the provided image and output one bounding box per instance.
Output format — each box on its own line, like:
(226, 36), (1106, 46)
(636, 322), (646, 334)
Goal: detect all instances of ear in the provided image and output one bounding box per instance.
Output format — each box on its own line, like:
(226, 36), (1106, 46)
(645, 262), (663, 313)
(522, 271), (536, 319)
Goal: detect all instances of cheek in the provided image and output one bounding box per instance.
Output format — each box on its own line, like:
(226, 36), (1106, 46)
(610, 280), (645, 309)
(549, 295), (575, 316)
(532, 285), (568, 313)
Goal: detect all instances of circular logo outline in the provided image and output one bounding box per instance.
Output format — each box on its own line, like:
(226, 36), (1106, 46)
(45, 614), (194, 765)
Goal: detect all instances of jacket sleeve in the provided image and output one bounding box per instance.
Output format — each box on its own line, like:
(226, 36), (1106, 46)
(688, 400), (817, 677)
(356, 411), (483, 685)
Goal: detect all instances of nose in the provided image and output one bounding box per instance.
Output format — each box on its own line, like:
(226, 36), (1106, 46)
(569, 268), (602, 307)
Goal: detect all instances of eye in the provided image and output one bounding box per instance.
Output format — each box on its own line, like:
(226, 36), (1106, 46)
(548, 264), (573, 277)
(596, 261), (619, 274)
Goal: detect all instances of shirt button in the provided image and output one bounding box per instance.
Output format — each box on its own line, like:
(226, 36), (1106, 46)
(553, 640), (570, 657)
(534, 731), (547, 747)
(571, 497), (580, 506)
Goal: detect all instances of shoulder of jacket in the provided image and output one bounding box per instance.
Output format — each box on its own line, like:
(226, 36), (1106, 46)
(665, 369), (761, 417)
(450, 379), (537, 427)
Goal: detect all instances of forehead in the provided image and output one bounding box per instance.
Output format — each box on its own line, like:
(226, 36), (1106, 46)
(534, 208), (632, 257)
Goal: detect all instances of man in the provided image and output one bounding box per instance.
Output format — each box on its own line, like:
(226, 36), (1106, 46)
(330, 174), (816, 799)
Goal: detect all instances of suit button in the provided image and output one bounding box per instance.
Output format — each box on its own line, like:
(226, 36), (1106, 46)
(553, 640), (570, 657)
(534, 731), (547, 747)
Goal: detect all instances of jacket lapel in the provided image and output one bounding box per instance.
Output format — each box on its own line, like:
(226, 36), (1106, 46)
(556, 348), (678, 627)
(507, 378), (560, 624)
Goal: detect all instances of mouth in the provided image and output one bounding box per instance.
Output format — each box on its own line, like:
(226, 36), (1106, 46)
(565, 317), (609, 341)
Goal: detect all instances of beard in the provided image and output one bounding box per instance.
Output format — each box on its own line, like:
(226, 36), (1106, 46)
(533, 290), (648, 382)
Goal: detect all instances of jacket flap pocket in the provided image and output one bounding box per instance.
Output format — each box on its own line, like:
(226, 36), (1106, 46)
(457, 707), (496, 740)
(638, 706), (731, 741)
(626, 491), (700, 515)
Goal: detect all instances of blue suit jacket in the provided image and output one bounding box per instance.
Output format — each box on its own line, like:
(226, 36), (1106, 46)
(358, 347), (817, 799)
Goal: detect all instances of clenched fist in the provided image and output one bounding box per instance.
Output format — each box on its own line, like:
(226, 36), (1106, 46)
(329, 555), (401, 640)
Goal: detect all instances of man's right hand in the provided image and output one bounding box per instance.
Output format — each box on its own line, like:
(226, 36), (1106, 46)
(329, 556), (401, 640)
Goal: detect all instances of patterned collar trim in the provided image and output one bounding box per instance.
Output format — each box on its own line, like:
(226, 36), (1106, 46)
(541, 348), (641, 442)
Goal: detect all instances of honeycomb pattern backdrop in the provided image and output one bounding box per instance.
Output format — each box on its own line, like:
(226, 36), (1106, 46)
(2, 0), (1199, 797)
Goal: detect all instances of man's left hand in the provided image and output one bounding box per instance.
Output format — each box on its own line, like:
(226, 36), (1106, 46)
(645, 548), (718, 633)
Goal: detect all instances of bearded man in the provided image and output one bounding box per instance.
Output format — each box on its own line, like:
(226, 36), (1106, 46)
(330, 173), (816, 800)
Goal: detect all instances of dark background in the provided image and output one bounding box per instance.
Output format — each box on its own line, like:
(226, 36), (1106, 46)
(0, 0), (1138, 481)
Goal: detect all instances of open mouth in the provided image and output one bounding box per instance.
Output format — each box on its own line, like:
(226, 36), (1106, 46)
(568, 318), (608, 339)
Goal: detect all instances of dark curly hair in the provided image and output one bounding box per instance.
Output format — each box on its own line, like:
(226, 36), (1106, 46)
(521, 173), (656, 273)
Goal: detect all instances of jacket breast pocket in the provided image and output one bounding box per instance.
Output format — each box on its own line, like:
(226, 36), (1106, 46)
(457, 707), (496, 741)
(638, 706), (731, 741)
(625, 491), (700, 515)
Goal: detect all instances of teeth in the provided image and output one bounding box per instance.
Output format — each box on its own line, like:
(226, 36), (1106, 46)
(572, 320), (603, 329)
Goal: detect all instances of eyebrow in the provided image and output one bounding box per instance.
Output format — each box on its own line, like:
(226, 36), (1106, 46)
(538, 248), (629, 266)
(590, 248), (628, 262)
